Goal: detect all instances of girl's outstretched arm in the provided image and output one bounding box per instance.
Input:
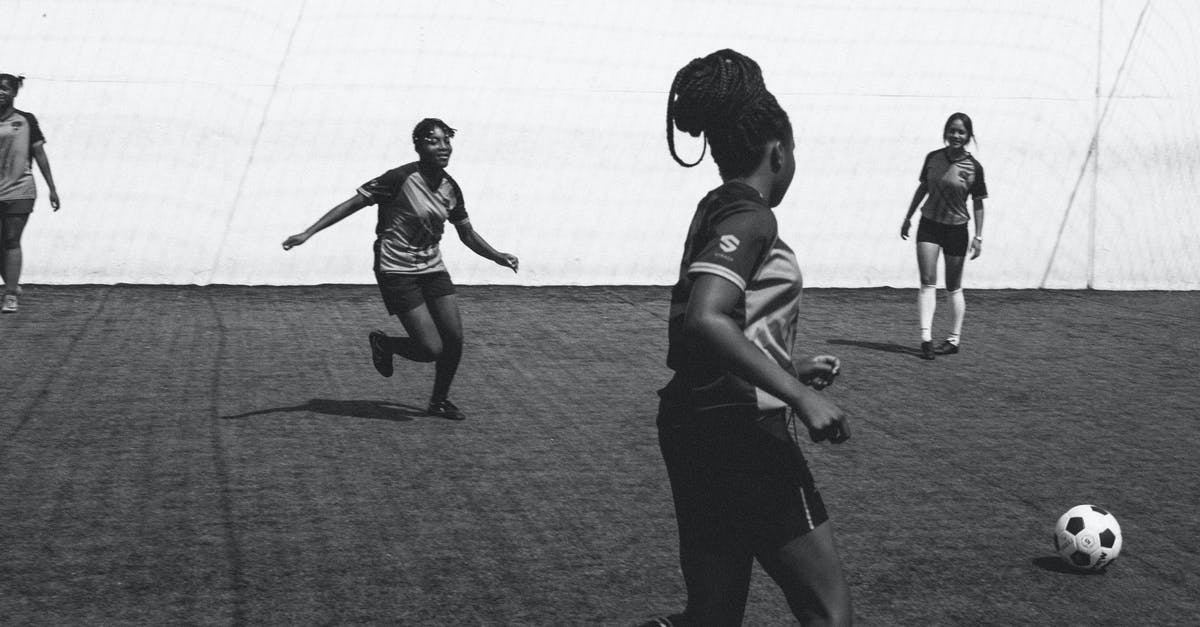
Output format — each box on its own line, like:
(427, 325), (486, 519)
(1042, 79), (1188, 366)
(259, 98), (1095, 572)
(282, 195), (369, 250)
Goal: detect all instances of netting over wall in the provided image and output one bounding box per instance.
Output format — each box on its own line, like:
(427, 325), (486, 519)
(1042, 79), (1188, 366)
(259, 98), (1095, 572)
(3, 0), (1197, 288)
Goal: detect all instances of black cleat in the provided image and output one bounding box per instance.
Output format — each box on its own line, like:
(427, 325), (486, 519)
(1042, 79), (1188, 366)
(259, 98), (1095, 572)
(369, 330), (393, 377)
(427, 399), (466, 421)
(935, 340), (960, 355)
(920, 341), (936, 360)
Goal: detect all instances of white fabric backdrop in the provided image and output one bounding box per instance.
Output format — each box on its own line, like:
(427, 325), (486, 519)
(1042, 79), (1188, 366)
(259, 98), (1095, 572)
(3, 0), (1197, 288)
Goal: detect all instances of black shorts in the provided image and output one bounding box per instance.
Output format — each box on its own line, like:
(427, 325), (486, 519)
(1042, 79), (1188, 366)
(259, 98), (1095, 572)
(916, 217), (970, 256)
(375, 271), (456, 315)
(657, 401), (829, 554)
(0, 198), (35, 215)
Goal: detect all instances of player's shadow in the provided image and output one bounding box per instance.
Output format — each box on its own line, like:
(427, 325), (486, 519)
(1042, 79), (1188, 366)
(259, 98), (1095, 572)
(827, 338), (922, 357)
(1030, 556), (1107, 575)
(222, 398), (427, 422)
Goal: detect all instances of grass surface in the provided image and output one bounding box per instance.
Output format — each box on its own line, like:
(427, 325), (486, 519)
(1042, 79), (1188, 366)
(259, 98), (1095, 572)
(1, 285), (1198, 625)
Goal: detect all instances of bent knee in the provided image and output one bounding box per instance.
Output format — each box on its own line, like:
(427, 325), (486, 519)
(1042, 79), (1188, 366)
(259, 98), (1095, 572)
(420, 343), (444, 361)
(440, 331), (464, 351)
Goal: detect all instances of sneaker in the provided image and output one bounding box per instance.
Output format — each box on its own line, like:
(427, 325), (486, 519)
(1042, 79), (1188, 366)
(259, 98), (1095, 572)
(368, 330), (393, 377)
(1, 293), (17, 314)
(935, 339), (960, 355)
(920, 340), (935, 360)
(427, 399), (466, 421)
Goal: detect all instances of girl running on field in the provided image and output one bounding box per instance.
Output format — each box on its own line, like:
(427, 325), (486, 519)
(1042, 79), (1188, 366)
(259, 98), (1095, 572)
(900, 112), (988, 360)
(643, 49), (852, 626)
(283, 118), (518, 420)
(0, 74), (61, 313)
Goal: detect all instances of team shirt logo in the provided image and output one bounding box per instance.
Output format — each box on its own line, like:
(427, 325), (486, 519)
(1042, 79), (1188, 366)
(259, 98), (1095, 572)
(719, 234), (740, 253)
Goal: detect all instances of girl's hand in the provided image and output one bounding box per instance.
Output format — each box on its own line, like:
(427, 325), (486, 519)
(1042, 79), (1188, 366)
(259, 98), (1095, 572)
(49, 189), (61, 211)
(282, 232), (310, 250)
(497, 253), (519, 273)
(797, 355), (840, 389)
(793, 390), (850, 444)
(970, 237), (983, 259)
(900, 218), (912, 240)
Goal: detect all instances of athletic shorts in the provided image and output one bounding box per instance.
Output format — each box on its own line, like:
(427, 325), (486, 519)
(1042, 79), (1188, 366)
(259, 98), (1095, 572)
(0, 198), (35, 215)
(916, 217), (970, 256)
(657, 400), (829, 554)
(375, 270), (456, 315)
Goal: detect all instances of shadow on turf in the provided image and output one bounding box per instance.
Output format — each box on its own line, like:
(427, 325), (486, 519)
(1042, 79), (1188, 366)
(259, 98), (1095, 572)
(826, 338), (922, 357)
(1031, 556), (1108, 576)
(221, 399), (429, 422)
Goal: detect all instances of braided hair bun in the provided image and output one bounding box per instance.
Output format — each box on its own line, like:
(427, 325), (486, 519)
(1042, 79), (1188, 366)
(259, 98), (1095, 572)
(667, 50), (791, 179)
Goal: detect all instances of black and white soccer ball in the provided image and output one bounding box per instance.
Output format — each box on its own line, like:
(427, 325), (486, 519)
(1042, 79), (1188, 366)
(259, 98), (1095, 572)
(1053, 504), (1122, 571)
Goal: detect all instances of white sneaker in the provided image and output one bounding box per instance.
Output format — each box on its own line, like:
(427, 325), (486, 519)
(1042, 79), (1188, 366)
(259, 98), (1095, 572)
(1, 293), (17, 313)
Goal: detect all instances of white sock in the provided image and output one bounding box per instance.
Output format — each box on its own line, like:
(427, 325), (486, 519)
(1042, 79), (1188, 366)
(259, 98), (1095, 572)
(948, 288), (965, 344)
(919, 285), (936, 342)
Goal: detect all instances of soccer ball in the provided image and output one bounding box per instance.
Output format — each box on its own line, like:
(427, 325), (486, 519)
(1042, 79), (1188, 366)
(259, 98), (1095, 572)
(1053, 504), (1122, 571)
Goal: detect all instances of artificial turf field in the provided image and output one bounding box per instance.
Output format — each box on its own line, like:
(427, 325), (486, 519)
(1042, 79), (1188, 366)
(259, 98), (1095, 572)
(1, 285), (1197, 626)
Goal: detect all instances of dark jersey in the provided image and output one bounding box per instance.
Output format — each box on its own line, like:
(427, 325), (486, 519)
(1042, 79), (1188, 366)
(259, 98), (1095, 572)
(919, 148), (987, 225)
(660, 181), (804, 413)
(0, 109), (45, 201)
(357, 162), (470, 274)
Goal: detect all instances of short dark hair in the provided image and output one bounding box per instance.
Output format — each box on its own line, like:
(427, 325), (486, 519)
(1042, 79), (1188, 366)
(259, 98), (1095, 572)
(0, 74), (25, 93)
(666, 49), (792, 179)
(412, 118), (456, 144)
(944, 112), (975, 144)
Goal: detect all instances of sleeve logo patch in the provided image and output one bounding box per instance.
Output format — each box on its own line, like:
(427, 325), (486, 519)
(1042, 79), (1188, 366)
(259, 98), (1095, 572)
(719, 234), (740, 253)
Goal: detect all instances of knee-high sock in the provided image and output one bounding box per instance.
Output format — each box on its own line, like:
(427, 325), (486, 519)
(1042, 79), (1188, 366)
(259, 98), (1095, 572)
(948, 288), (965, 343)
(919, 285), (936, 342)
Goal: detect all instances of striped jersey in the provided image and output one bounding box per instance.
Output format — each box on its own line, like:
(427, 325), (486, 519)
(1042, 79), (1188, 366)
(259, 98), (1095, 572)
(0, 109), (45, 201)
(660, 181), (804, 413)
(357, 162), (470, 274)
(918, 148), (987, 225)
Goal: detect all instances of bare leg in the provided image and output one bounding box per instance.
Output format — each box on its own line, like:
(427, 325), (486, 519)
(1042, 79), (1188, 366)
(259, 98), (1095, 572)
(3, 247), (22, 293)
(916, 242), (941, 343)
(1, 214), (31, 293)
(757, 522), (852, 626)
(943, 254), (965, 292)
(943, 254), (967, 344)
(424, 293), (464, 402)
(390, 303), (443, 362)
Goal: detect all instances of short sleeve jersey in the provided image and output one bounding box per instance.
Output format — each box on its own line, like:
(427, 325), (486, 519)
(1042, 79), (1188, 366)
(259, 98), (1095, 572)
(356, 162), (470, 274)
(918, 148), (987, 225)
(660, 181), (805, 413)
(0, 109), (45, 201)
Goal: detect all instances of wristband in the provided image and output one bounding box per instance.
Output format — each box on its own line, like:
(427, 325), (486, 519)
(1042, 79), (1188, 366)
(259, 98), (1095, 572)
(973, 235), (983, 241)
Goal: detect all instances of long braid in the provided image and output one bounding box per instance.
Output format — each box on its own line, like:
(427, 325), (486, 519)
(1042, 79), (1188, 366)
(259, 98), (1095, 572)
(666, 50), (791, 178)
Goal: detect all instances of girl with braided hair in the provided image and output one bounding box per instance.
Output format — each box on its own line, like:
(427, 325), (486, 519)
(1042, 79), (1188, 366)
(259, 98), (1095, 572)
(283, 118), (518, 421)
(645, 50), (852, 626)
